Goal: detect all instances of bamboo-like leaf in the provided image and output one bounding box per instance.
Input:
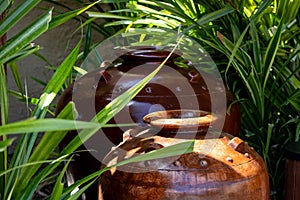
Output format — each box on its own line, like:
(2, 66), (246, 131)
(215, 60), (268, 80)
(0, 0), (10, 16)
(104, 19), (171, 28)
(49, 1), (101, 30)
(13, 102), (76, 194)
(9, 63), (23, 94)
(0, 0), (41, 38)
(86, 11), (132, 20)
(196, 7), (234, 26)
(65, 178), (97, 200)
(0, 64), (8, 125)
(263, 19), (283, 90)
(250, 0), (272, 21)
(0, 118), (99, 135)
(50, 156), (74, 200)
(0, 9), (51, 64)
(17, 154), (71, 200)
(249, 21), (262, 74)
(0, 138), (14, 153)
(5, 43), (40, 64)
(34, 40), (81, 117)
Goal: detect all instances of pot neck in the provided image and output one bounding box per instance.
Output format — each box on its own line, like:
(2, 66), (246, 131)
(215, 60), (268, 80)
(143, 110), (218, 139)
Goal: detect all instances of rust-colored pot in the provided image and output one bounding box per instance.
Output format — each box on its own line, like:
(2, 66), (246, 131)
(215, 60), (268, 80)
(56, 47), (241, 199)
(284, 141), (300, 200)
(99, 110), (269, 199)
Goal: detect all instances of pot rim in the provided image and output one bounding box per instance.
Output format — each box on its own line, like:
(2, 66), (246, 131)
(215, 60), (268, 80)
(285, 141), (300, 161)
(143, 109), (218, 131)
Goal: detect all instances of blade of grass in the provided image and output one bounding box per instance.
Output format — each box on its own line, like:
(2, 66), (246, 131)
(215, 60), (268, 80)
(15, 102), (76, 191)
(9, 62), (23, 94)
(0, 138), (14, 153)
(0, 9), (52, 64)
(48, 0), (101, 30)
(0, 118), (100, 136)
(0, 63), (8, 198)
(0, 0), (41, 38)
(50, 156), (74, 200)
(9, 41), (81, 198)
(263, 19), (283, 90)
(0, 0), (10, 16)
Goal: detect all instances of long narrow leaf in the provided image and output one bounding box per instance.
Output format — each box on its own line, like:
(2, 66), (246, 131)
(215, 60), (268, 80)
(49, 1), (101, 30)
(0, 118), (99, 135)
(0, 10), (51, 64)
(0, 0), (41, 38)
(34, 40), (81, 117)
(0, 0), (10, 16)
(263, 19), (283, 90)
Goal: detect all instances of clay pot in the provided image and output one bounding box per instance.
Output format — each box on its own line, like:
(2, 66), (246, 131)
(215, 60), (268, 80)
(56, 47), (241, 199)
(284, 141), (300, 200)
(57, 47), (240, 144)
(99, 110), (269, 199)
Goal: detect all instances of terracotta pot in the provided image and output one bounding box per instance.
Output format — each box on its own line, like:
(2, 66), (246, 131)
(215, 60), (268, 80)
(56, 47), (241, 199)
(99, 110), (269, 199)
(284, 141), (300, 200)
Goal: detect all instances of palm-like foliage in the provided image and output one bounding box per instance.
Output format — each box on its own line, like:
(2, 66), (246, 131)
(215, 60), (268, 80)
(1, 0), (299, 199)
(0, 1), (196, 199)
(86, 0), (300, 198)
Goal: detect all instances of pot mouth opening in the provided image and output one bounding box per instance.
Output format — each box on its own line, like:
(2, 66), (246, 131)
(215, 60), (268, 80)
(143, 109), (218, 131)
(285, 141), (300, 161)
(116, 46), (182, 61)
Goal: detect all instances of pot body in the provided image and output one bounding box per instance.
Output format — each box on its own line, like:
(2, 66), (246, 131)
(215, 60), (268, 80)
(284, 141), (300, 200)
(99, 129), (269, 199)
(56, 47), (241, 199)
(57, 47), (241, 144)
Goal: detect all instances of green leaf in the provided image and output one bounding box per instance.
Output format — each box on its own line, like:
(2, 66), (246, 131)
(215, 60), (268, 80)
(34, 40), (81, 117)
(0, 64), (8, 125)
(86, 11), (132, 20)
(263, 19), (283, 90)
(13, 102), (77, 194)
(0, 0), (10, 16)
(49, 1), (101, 30)
(9, 63), (23, 94)
(0, 9), (51, 64)
(0, 118), (99, 135)
(0, 138), (14, 153)
(5, 43), (40, 64)
(0, 0), (41, 38)
(50, 156), (74, 200)
(196, 7), (234, 26)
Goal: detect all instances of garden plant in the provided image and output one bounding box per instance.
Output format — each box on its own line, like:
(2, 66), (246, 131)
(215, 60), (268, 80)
(0, 0), (299, 199)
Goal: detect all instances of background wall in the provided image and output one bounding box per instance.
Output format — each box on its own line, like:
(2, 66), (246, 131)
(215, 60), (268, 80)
(7, 0), (102, 122)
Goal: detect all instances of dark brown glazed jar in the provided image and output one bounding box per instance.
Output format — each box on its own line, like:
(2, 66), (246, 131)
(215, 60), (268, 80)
(99, 110), (269, 200)
(56, 47), (241, 199)
(284, 141), (300, 200)
(57, 47), (240, 144)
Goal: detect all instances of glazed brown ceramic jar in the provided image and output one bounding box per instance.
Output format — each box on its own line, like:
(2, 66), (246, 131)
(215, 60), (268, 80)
(57, 47), (241, 144)
(56, 47), (241, 199)
(284, 141), (300, 200)
(99, 110), (269, 200)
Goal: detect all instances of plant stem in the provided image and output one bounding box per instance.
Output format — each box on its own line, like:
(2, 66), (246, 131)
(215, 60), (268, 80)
(0, 11), (7, 199)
